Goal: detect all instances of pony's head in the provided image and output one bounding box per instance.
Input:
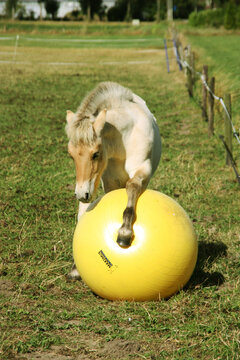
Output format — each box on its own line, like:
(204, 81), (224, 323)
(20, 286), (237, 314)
(66, 109), (107, 203)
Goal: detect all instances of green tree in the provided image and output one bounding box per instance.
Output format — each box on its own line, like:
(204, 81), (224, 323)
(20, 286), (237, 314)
(224, 0), (237, 29)
(44, 0), (59, 19)
(125, 0), (131, 21)
(5, 0), (18, 18)
(107, 0), (126, 21)
(79, 0), (103, 21)
(38, 0), (44, 20)
(108, 0), (158, 21)
(156, 0), (161, 22)
(214, 0), (237, 7)
(173, 0), (194, 19)
(167, 0), (173, 20)
(236, 6), (240, 27)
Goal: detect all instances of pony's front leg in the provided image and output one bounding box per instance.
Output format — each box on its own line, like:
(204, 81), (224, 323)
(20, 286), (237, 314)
(117, 164), (150, 247)
(68, 201), (90, 280)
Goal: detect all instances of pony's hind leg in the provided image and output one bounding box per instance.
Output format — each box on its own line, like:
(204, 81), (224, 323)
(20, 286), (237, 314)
(68, 263), (81, 280)
(117, 164), (150, 247)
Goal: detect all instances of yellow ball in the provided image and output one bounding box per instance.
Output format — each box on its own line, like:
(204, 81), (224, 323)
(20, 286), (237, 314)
(73, 189), (198, 301)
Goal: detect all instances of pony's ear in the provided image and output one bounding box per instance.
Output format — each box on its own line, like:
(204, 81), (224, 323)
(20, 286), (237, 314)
(93, 109), (107, 136)
(66, 110), (75, 123)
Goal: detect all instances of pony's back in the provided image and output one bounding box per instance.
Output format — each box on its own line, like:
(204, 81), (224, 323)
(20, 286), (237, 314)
(77, 82), (134, 118)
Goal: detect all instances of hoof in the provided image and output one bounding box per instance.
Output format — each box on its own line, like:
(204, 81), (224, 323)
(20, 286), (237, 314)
(117, 237), (131, 248)
(67, 265), (81, 281)
(117, 228), (133, 248)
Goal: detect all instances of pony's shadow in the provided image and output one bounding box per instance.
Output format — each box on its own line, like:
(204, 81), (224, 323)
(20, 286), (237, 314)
(186, 240), (227, 289)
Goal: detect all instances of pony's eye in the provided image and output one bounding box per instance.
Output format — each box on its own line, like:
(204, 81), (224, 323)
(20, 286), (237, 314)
(92, 152), (100, 160)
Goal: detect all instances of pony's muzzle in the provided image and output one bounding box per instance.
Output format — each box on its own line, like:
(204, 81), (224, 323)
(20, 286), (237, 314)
(75, 191), (91, 203)
(75, 179), (95, 203)
(84, 192), (90, 201)
(75, 181), (93, 203)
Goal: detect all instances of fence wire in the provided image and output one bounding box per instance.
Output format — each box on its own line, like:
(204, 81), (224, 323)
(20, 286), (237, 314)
(164, 35), (240, 183)
(169, 38), (240, 184)
(180, 58), (240, 148)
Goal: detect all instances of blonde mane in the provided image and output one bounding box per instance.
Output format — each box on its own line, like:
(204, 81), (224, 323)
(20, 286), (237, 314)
(66, 82), (134, 145)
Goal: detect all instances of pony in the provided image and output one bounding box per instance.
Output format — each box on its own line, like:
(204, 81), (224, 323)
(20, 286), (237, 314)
(66, 82), (161, 279)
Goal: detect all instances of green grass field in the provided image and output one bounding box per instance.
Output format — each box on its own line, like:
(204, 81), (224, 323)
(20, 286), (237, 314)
(178, 24), (240, 116)
(0, 20), (168, 50)
(0, 21), (239, 360)
(0, 35), (165, 50)
(186, 34), (240, 102)
(0, 20), (167, 35)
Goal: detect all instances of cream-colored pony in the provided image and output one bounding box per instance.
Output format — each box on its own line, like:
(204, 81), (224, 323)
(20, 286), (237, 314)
(66, 82), (161, 279)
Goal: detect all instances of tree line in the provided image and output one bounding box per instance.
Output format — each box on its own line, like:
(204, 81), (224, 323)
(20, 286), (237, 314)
(4, 0), (239, 21)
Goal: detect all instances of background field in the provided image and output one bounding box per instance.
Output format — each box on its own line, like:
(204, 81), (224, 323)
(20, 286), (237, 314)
(183, 31), (240, 111)
(0, 22), (239, 360)
(0, 21), (167, 35)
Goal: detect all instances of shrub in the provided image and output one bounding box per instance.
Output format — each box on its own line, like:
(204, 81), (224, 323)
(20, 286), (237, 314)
(63, 10), (84, 21)
(174, 0), (194, 19)
(107, 0), (126, 21)
(224, 1), (237, 29)
(188, 11), (199, 26)
(44, 0), (59, 20)
(236, 7), (240, 28)
(107, 0), (165, 22)
(189, 9), (224, 28)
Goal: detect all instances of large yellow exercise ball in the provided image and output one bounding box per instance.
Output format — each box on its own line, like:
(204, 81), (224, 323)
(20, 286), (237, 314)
(73, 189), (198, 301)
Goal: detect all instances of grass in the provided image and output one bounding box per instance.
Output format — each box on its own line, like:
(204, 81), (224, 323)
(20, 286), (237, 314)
(0, 34), (165, 49)
(0, 20), (168, 49)
(177, 23), (240, 116)
(186, 33), (240, 96)
(0, 21), (239, 360)
(0, 20), (168, 36)
(175, 23), (240, 172)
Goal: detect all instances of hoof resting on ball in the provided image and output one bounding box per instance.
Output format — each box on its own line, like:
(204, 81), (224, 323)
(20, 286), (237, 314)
(117, 234), (132, 248)
(117, 227), (133, 247)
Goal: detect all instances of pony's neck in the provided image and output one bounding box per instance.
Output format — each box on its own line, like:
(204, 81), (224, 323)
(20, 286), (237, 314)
(102, 123), (126, 160)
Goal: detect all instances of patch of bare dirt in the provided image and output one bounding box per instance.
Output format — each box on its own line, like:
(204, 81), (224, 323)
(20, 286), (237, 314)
(99, 339), (141, 359)
(0, 278), (15, 296)
(22, 338), (141, 360)
(76, 336), (141, 359)
(23, 352), (71, 360)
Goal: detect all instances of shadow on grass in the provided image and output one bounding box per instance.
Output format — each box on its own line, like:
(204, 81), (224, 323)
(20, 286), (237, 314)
(187, 240), (228, 289)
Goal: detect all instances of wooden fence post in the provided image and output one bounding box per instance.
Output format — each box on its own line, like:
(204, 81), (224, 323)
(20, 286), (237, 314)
(183, 46), (190, 77)
(202, 65), (208, 121)
(186, 52), (193, 97)
(223, 93), (232, 166)
(208, 77), (215, 136)
(190, 51), (195, 84)
(164, 39), (170, 73)
(178, 43), (183, 66)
